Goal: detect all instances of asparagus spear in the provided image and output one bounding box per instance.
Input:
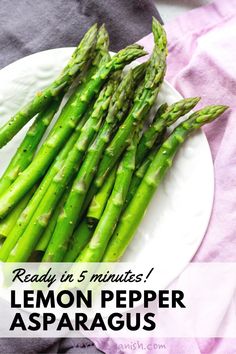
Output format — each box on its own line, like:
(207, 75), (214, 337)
(72, 25), (110, 100)
(0, 24), (98, 148)
(86, 166), (117, 226)
(136, 103), (167, 164)
(49, 69), (146, 262)
(0, 96), (63, 195)
(84, 107), (165, 227)
(63, 220), (94, 262)
(77, 133), (138, 262)
(0, 44), (146, 219)
(136, 97), (200, 167)
(43, 66), (144, 262)
(35, 209), (60, 252)
(63, 165), (119, 262)
(78, 63), (148, 220)
(63, 166), (120, 261)
(91, 24), (110, 67)
(0, 26), (110, 253)
(0, 109), (90, 261)
(84, 105), (167, 227)
(0, 188), (35, 238)
(6, 77), (120, 262)
(102, 105), (228, 262)
(123, 97), (200, 205)
(35, 187), (71, 252)
(83, 19), (167, 211)
(84, 98), (199, 221)
(125, 146), (157, 206)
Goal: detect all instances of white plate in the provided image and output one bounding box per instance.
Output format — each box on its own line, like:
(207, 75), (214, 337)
(0, 48), (214, 286)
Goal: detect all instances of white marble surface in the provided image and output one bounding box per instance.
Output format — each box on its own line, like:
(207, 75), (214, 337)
(155, 0), (211, 22)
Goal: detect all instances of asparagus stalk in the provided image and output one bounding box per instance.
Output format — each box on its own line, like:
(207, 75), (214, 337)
(0, 44), (146, 219)
(0, 96), (63, 195)
(45, 63), (146, 262)
(124, 97), (202, 206)
(136, 103), (167, 164)
(78, 64), (147, 220)
(35, 187), (71, 252)
(86, 165), (117, 226)
(102, 105), (228, 262)
(63, 164), (119, 262)
(83, 19), (167, 210)
(86, 97), (198, 225)
(71, 25), (110, 101)
(65, 65), (146, 229)
(35, 209), (60, 253)
(77, 133), (138, 262)
(125, 146), (157, 206)
(6, 77), (120, 262)
(91, 24), (110, 67)
(95, 46), (166, 187)
(0, 188), (35, 238)
(136, 97), (200, 167)
(0, 110), (90, 261)
(63, 166), (120, 261)
(63, 220), (94, 262)
(83, 104), (169, 227)
(0, 26), (110, 249)
(42, 67), (141, 262)
(0, 24), (98, 148)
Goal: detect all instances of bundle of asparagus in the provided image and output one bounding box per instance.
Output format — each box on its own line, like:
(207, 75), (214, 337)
(0, 19), (227, 264)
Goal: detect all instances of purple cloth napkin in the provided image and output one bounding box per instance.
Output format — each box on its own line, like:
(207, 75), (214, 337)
(94, 0), (236, 352)
(164, 0), (236, 264)
(0, 0), (161, 69)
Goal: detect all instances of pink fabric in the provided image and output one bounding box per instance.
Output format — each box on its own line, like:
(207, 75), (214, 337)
(163, 0), (236, 264)
(95, 0), (236, 352)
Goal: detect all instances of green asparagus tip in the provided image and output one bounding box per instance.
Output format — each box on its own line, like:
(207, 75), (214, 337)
(89, 23), (98, 32)
(111, 44), (147, 70)
(190, 96), (201, 104)
(129, 43), (145, 51)
(91, 24), (109, 67)
(189, 105), (229, 125)
(98, 24), (109, 45)
(97, 24), (109, 39)
(175, 96), (201, 110)
(74, 23), (98, 56)
(152, 17), (167, 54)
(222, 105), (229, 112)
(201, 104), (228, 117)
(186, 97), (201, 109)
(144, 47), (166, 89)
(163, 97), (201, 127)
(83, 23), (98, 41)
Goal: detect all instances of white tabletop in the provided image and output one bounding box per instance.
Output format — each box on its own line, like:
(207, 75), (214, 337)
(155, 0), (211, 22)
